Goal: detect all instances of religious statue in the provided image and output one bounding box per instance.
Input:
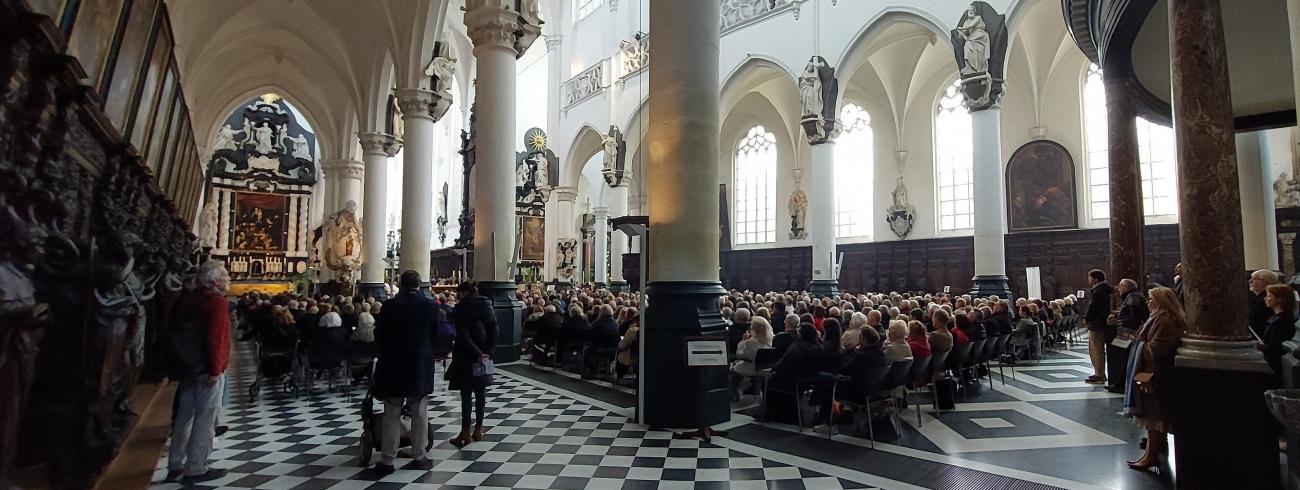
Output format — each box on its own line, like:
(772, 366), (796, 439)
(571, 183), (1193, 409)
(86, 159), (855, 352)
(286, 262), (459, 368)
(427, 55), (456, 97)
(788, 189), (808, 240)
(556, 238), (578, 281)
(251, 122), (275, 155)
(886, 177), (916, 239)
(323, 201), (364, 278)
(799, 61), (823, 122)
(602, 130), (621, 173)
(214, 123), (245, 151)
(957, 6), (990, 75)
(198, 199), (219, 249)
(516, 159), (534, 203)
(531, 153), (548, 191)
(283, 132), (312, 161)
(520, 0), (541, 23)
(1274, 171), (1300, 208)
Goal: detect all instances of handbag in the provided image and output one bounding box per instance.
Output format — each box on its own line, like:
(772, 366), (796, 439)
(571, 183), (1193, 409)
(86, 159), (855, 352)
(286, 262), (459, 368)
(472, 359), (495, 377)
(1133, 372), (1154, 394)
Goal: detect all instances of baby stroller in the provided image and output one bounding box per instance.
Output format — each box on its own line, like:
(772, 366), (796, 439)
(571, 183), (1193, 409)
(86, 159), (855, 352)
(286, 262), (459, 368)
(356, 389), (437, 467)
(248, 327), (300, 402)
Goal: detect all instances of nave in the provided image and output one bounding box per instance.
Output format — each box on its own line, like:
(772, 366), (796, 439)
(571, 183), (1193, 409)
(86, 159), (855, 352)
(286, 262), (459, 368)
(149, 336), (1165, 490)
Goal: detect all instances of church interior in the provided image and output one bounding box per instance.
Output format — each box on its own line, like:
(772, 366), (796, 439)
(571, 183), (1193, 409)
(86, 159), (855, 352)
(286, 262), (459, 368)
(2, 0), (1299, 488)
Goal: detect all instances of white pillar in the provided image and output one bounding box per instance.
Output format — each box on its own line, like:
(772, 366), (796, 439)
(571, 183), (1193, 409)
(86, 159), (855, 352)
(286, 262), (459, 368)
(553, 186), (578, 284)
(359, 132), (402, 297)
(1246, 132), (1280, 270)
(544, 35), (563, 281)
(808, 141), (837, 294)
(607, 181), (629, 287)
(396, 88), (439, 284)
(593, 206), (610, 285)
(322, 159), (364, 212)
(216, 188), (231, 253)
(466, 5), (521, 282)
(971, 107), (1008, 294)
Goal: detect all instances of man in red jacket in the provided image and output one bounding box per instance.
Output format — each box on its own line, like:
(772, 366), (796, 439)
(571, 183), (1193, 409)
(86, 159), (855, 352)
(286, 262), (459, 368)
(166, 261), (231, 484)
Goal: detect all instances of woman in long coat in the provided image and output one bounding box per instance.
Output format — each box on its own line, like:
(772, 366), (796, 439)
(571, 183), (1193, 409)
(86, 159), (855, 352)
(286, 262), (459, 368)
(447, 282), (497, 448)
(1124, 286), (1186, 471)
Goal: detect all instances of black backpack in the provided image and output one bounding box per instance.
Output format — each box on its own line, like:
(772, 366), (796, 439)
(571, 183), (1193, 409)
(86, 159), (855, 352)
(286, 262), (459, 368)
(164, 315), (209, 381)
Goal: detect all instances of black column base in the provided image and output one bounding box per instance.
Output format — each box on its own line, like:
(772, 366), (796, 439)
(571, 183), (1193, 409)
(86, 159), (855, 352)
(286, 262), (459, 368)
(608, 280), (628, 293)
(970, 274), (1012, 299)
(357, 282), (388, 301)
(1172, 364), (1280, 489)
(809, 279), (839, 297)
(479, 280), (524, 363)
(643, 281), (729, 429)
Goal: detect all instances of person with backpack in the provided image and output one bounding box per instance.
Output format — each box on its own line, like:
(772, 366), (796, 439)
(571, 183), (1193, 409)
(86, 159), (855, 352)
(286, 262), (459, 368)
(164, 260), (231, 484)
(370, 270), (444, 475)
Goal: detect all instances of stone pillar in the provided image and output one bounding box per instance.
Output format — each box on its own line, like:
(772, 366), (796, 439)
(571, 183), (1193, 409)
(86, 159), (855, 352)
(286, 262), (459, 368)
(465, 1), (537, 362)
(1167, 1), (1278, 488)
(553, 186), (578, 289)
(808, 140), (838, 296)
(1237, 132), (1279, 271)
(396, 88), (439, 289)
(544, 35), (564, 282)
(969, 108), (1009, 297)
(606, 178), (630, 292)
(358, 132), (402, 299)
(322, 159), (364, 214)
(1103, 76), (1145, 286)
(951, 4), (1011, 298)
(593, 206), (610, 286)
(642, 0), (728, 429)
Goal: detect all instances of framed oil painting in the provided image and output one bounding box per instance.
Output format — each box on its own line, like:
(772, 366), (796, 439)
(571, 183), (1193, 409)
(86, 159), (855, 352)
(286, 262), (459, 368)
(520, 215), (545, 262)
(102, 0), (160, 132)
(233, 192), (287, 252)
(128, 15), (171, 150)
(1005, 140), (1078, 232)
(65, 0), (127, 89)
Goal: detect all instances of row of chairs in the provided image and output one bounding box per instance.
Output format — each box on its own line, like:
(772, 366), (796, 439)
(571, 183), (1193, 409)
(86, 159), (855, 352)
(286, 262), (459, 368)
(528, 339), (625, 382)
(246, 326), (375, 402)
(754, 334), (1024, 446)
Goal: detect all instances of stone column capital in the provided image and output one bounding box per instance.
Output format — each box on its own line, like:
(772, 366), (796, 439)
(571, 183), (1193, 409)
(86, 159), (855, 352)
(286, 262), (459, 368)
(553, 186), (579, 202)
(806, 122), (840, 146)
(395, 88), (450, 122)
(603, 168), (633, 188)
(358, 132), (403, 157)
(545, 34), (563, 51)
(465, 6), (536, 56)
(321, 159), (366, 180)
(593, 206), (610, 218)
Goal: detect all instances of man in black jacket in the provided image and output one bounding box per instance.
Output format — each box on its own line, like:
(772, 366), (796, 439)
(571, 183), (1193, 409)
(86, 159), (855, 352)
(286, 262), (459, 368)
(530, 305), (564, 364)
(1249, 269), (1280, 336)
(371, 270), (441, 475)
(1105, 278), (1148, 393)
(772, 313), (800, 358)
(1084, 269), (1114, 384)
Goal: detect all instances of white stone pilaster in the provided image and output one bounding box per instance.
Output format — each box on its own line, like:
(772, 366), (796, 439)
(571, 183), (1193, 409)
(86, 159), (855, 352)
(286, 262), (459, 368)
(593, 206), (610, 284)
(607, 182), (629, 283)
(359, 132), (403, 286)
(971, 108), (1007, 279)
(809, 142), (836, 283)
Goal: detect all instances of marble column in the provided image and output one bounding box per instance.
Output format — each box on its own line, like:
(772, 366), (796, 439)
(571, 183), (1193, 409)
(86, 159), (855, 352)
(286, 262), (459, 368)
(1168, 1), (1278, 488)
(322, 159), (364, 213)
(1237, 132), (1278, 271)
(396, 88), (439, 289)
(808, 140), (838, 296)
(465, 1), (536, 362)
(969, 108), (1009, 297)
(358, 132), (402, 299)
(606, 177), (630, 292)
(642, 0), (728, 429)
(1103, 76), (1145, 286)
(593, 206), (610, 286)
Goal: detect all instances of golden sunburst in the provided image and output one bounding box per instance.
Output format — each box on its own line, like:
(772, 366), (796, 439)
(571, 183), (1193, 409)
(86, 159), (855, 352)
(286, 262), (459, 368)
(528, 131), (547, 151)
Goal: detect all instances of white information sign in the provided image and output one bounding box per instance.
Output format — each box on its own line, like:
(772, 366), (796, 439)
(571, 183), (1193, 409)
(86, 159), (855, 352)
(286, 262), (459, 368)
(1026, 266), (1041, 300)
(686, 340), (728, 367)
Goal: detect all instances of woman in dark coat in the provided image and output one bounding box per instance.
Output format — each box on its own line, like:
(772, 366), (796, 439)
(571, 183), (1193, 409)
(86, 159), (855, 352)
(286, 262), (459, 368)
(1124, 287), (1186, 471)
(447, 282), (497, 447)
(1260, 283), (1297, 379)
(765, 324), (823, 424)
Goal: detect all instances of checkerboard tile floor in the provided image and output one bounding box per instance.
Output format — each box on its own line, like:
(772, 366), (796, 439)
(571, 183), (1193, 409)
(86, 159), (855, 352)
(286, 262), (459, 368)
(152, 362), (880, 489)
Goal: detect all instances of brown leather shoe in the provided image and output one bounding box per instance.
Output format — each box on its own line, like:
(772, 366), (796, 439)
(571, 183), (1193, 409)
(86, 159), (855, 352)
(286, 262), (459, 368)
(450, 430), (472, 448)
(471, 425), (485, 441)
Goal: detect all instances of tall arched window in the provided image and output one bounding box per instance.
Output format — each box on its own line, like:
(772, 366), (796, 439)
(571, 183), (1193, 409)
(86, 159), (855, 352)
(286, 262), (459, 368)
(574, 0), (601, 21)
(735, 126), (777, 245)
(935, 80), (974, 231)
(834, 103), (873, 238)
(1083, 64), (1180, 220)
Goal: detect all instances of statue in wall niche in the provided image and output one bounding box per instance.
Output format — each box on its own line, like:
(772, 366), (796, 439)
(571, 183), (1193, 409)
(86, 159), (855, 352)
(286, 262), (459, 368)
(956, 5), (990, 76)
(788, 189), (808, 240)
(602, 128), (622, 174)
(798, 56), (839, 143)
(799, 61), (824, 125)
(427, 55), (456, 97)
(324, 201), (364, 279)
(198, 198), (219, 249)
(214, 123), (245, 151)
(886, 177), (916, 239)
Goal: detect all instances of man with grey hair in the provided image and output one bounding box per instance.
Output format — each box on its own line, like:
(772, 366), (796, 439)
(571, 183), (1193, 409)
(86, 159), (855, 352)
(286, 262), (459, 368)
(1249, 269), (1280, 334)
(728, 308), (753, 360)
(773, 313), (800, 357)
(165, 260), (231, 484)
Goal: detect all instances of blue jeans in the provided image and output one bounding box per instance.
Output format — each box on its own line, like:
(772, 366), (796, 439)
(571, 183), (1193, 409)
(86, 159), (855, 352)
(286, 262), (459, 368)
(169, 374), (226, 475)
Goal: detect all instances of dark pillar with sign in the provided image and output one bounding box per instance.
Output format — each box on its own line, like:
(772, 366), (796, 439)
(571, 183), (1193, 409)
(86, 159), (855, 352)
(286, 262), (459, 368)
(640, 0), (730, 430)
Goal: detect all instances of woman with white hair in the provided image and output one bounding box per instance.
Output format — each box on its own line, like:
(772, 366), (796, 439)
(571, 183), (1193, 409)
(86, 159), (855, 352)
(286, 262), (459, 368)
(884, 320), (913, 362)
(164, 261), (231, 484)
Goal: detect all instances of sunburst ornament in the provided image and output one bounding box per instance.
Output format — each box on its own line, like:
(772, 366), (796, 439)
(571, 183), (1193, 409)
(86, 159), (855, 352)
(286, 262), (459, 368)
(525, 128), (547, 152)
(259, 93), (282, 104)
